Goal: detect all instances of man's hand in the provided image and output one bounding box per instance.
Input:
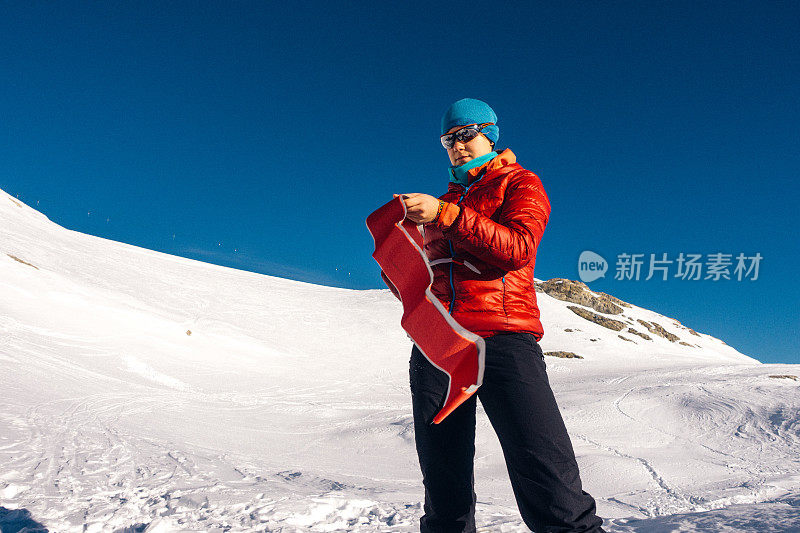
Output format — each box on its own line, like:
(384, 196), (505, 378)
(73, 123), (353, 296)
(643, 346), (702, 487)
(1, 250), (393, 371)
(394, 193), (441, 224)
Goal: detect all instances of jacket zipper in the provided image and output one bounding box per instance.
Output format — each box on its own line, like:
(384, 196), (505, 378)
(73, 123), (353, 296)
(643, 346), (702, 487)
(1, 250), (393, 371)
(502, 275), (507, 326)
(447, 241), (456, 314)
(446, 170), (487, 315)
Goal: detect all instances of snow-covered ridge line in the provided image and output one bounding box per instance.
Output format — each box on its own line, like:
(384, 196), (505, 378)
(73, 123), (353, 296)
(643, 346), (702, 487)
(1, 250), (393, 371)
(0, 187), (757, 367)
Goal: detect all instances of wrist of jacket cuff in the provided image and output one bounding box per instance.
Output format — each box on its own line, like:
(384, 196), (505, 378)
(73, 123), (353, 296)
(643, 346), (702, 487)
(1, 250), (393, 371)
(435, 202), (461, 229)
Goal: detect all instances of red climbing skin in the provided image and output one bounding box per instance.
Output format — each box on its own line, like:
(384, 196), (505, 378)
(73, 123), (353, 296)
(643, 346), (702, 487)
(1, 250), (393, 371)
(366, 197), (485, 424)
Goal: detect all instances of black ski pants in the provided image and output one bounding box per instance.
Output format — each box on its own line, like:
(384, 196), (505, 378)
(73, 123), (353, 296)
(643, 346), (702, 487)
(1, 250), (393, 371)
(409, 332), (606, 533)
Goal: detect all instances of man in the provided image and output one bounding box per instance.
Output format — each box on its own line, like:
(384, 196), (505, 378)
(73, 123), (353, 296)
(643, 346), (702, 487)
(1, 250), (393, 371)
(397, 98), (606, 532)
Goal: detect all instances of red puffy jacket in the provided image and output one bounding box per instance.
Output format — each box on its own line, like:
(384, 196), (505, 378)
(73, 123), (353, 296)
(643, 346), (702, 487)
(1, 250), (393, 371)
(424, 149), (551, 340)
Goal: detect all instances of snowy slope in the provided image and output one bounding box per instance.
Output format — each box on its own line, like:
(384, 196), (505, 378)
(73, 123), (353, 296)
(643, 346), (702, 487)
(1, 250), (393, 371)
(1, 188), (798, 532)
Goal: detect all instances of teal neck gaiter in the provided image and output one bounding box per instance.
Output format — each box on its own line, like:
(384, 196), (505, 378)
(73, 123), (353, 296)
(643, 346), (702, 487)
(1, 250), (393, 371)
(448, 151), (498, 187)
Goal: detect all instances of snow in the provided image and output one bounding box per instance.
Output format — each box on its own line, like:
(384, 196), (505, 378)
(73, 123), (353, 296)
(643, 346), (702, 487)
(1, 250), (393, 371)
(1, 188), (799, 532)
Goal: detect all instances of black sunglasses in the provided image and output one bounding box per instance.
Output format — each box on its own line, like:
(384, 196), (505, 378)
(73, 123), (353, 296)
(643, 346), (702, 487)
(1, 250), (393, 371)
(440, 123), (493, 149)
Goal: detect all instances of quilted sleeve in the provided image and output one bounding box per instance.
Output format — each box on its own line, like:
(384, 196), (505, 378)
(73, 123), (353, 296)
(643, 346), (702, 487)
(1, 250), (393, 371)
(439, 171), (551, 271)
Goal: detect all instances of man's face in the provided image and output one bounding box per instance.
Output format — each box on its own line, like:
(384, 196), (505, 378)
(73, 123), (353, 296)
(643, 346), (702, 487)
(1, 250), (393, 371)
(445, 125), (494, 166)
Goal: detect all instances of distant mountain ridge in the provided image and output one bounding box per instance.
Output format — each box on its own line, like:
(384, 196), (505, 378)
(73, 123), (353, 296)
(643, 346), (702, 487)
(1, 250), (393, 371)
(533, 277), (744, 360)
(0, 187), (758, 368)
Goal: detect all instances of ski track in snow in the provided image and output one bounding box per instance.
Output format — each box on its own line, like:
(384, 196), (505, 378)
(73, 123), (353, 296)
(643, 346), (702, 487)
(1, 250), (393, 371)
(1, 394), (423, 531)
(1, 189), (800, 532)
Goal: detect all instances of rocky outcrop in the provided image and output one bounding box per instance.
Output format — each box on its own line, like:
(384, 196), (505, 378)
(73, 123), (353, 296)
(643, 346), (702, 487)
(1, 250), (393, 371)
(545, 351), (584, 359)
(537, 278), (630, 315)
(627, 328), (652, 341)
(769, 374), (798, 381)
(637, 319), (680, 343)
(567, 305), (626, 331)
(535, 277), (726, 350)
(7, 254), (38, 270)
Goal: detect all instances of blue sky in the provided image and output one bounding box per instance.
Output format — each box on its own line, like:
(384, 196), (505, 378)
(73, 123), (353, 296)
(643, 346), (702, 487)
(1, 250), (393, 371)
(1, 2), (797, 364)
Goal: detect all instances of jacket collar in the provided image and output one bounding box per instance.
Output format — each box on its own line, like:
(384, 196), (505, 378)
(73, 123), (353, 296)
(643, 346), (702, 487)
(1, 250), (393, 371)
(449, 151), (498, 187)
(449, 148), (517, 188)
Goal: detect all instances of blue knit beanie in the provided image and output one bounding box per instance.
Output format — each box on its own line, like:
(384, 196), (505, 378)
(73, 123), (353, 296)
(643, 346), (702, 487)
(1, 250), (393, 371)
(441, 98), (499, 145)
